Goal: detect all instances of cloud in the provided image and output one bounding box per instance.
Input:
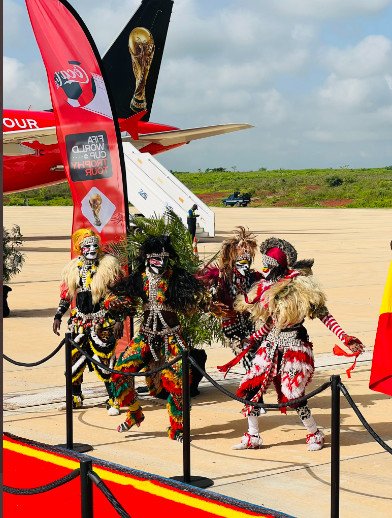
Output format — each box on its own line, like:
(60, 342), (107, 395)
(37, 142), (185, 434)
(253, 89), (288, 124)
(385, 74), (392, 91)
(319, 75), (372, 109)
(4, 0), (26, 46)
(4, 0), (40, 59)
(3, 0), (392, 170)
(322, 36), (392, 78)
(291, 24), (316, 43)
(316, 35), (392, 123)
(3, 56), (49, 109)
(270, 0), (392, 19)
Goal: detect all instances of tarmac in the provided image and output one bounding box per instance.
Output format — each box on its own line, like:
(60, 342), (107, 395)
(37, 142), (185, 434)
(3, 206), (392, 518)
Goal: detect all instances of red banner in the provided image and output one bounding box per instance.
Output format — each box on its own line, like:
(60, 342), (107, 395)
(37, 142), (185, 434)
(369, 261), (392, 396)
(26, 0), (128, 252)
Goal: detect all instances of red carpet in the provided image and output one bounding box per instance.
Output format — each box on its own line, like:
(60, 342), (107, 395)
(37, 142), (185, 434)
(3, 433), (291, 518)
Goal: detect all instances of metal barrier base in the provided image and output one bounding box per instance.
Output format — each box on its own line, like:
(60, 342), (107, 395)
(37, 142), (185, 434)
(56, 443), (93, 453)
(170, 475), (214, 489)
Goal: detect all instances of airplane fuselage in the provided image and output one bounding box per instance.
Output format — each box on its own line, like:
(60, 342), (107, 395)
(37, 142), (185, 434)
(3, 108), (181, 194)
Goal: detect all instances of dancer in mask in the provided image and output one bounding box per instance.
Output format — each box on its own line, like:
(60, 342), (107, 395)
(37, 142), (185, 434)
(233, 237), (364, 451)
(52, 228), (124, 414)
(107, 235), (204, 442)
(199, 227), (262, 371)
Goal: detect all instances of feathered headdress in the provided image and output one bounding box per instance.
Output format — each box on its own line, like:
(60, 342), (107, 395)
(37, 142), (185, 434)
(218, 226), (257, 275)
(71, 228), (101, 256)
(140, 235), (177, 262)
(259, 237), (297, 268)
(259, 237), (314, 272)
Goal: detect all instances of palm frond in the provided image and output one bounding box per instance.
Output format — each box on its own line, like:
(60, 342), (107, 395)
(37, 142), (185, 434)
(178, 311), (224, 349)
(105, 210), (225, 348)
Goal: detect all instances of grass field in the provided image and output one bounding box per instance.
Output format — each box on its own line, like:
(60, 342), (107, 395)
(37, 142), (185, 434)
(4, 167), (392, 208)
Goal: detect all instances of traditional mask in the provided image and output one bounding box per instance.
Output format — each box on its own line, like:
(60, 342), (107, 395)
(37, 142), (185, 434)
(235, 253), (252, 276)
(261, 253), (285, 281)
(81, 236), (99, 261)
(146, 252), (169, 274)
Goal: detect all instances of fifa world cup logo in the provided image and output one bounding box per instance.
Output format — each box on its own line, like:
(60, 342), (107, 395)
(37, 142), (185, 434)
(89, 193), (102, 226)
(129, 27), (155, 112)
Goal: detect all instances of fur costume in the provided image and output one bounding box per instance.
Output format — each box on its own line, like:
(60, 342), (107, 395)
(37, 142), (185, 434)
(231, 236), (364, 451)
(235, 269), (326, 414)
(235, 268), (327, 328)
(199, 227), (261, 369)
(107, 235), (205, 441)
(60, 254), (122, 305)
(53, 228), (124, 411)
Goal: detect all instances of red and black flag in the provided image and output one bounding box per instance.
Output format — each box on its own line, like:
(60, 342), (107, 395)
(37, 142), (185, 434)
(25, 0), (129, 254)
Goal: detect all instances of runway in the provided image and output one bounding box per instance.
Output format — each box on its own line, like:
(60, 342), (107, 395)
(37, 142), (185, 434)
(3, 206), (392, 517)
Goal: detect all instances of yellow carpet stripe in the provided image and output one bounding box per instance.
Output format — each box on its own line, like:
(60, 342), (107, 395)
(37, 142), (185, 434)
(4, 439), (268, 518)
(380, 262), (392, 314)
(4, 440), (79, 470)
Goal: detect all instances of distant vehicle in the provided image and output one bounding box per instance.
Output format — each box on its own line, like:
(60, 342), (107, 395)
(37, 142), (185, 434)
(222, 191), (251, 207)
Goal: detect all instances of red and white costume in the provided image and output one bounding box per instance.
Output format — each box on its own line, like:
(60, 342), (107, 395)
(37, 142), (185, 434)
(232, 237), (364, 451)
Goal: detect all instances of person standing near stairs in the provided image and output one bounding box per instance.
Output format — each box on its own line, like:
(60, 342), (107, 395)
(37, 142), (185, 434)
(187, 204), (199, 241)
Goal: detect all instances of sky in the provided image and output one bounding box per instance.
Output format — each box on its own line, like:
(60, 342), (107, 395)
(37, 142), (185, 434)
(4, 0), (392, 171)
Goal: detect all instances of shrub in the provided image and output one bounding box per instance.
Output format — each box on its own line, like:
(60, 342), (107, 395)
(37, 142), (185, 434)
(3, 225), (25, 283)
(325, 176), (344, 187)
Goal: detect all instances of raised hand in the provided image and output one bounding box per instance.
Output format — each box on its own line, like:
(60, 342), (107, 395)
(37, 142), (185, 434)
(343, 335), (365, 354)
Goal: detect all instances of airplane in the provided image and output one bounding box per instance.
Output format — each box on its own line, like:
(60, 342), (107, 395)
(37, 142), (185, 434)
(3, 0), (251, 194)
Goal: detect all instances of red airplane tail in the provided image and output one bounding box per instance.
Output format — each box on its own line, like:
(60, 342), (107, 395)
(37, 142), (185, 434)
(118, 111), (148, 140)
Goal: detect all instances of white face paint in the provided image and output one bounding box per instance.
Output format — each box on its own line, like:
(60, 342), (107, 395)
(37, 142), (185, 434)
(147, 255), (167, 274)
(261, 267), (271, 279)
(261, 256), (283, 281)
(81, 237), (99, 260)
(235, 259), (250, 276)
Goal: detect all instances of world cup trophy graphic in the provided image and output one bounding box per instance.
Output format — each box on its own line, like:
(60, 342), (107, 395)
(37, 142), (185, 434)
(128, 27), (155, 112)
(89, 193), (102, 227)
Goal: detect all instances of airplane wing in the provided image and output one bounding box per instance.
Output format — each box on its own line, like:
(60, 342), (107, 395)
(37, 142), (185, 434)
(3, 122), (252, 156)
(3, 127), (57, 156)
(123, 123), (253, 147)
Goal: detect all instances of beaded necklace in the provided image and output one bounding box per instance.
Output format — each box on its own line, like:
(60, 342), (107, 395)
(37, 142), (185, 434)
(77, 257), (98, 291)
(142, 270), (170, 302)
(141, 269), (175, 360)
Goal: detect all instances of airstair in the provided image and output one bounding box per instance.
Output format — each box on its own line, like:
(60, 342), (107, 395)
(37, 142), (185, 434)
(122, 142), (215, 237)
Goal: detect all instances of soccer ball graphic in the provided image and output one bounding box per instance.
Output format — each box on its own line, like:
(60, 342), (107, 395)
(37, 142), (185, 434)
(54, 60), (97, 108)
(61, 75), (96, 108)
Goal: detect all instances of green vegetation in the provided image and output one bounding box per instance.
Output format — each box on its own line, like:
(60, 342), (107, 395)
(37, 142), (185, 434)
(173, 167), (392, 208)
(106, 210), (223, 348)
(4, 167), (392, 208)
(3, 225), (25, 283)
(4, 183), (73, 206)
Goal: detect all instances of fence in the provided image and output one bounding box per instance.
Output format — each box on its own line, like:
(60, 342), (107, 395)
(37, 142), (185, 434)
(3, 337), (391, 518)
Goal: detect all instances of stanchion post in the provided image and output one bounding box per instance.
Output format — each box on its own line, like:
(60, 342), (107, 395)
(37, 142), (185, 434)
(170, 351), (213, 489)
(182, 348), (191, 483)
(80, 459), (93, 518)
(331, 374), (341, 518)
(56, 336), (93, 453)
(65, 335), (74, 450)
